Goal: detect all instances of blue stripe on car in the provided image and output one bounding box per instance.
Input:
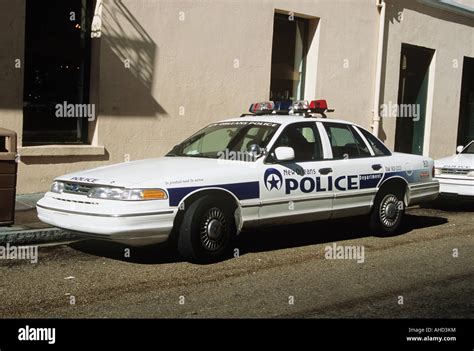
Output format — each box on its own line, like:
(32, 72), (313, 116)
(381, 170), (423, 183)
(359, 173), (384, 189)
(168, 181), (260, 206)
(360, 169), (426, 189)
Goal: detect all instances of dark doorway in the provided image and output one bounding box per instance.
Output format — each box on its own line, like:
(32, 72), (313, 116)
(456, 57), (474, 147)
(394, 44), (435, 155)
(23, 0), (93, 145)
(270, 13), (308, 101)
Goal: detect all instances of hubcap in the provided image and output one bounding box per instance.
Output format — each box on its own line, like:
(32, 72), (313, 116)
(379, 194), (402, 228)
(207, 219), (222, 240)
(385, 203), (397, 219)
(200, 208), (227, 251)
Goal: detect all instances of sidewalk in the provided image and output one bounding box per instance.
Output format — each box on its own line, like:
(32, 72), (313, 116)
(0, 193), (77, 245)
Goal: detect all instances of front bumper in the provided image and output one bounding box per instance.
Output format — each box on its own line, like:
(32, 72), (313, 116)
(436, 177), (474, 198)
(37, 194), (176, 246)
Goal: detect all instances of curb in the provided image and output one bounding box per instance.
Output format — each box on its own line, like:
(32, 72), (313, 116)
(0, 228), (79, 246)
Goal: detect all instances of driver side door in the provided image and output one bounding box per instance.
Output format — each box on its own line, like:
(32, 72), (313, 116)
(258, 122), (334, 225)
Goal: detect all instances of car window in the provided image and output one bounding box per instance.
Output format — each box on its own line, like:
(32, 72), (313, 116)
(237, 126), (274, 152)
(269, 123), (323, 162)
(357, 127), (391, 156)
(461, 142), (474, 154)
(169, 121), (280, 160)
(183, 127), (237, 155)
(324, 123), (371, 159)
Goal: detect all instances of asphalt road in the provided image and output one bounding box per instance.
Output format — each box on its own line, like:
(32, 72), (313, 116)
(0, 205), (472, 318)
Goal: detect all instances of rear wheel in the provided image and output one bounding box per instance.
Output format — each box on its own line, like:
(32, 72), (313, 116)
(177, 195), (236, 263)
(369, 186), (405, 235)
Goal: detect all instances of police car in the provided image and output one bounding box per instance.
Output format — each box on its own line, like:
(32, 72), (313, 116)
(434, 141), (474, 199)
(37, 100), (439, 262)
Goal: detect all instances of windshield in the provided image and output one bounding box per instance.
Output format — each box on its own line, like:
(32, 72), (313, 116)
(461, 141), (474, 154)
(166, 121), (280, 161)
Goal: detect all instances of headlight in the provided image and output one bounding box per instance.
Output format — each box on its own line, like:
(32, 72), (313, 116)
(87, 187), (168, 200)
(434, 168), (442, 176)
(468, 170), (474, 177)
(50, 181), (65, 194)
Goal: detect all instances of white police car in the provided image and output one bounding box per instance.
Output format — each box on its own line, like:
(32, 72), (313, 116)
(37, 100), (439, 262)
(434, 141), (474, 199)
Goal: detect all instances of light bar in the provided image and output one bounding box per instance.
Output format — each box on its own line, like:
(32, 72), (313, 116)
(245, 99), (333, 116)
(274, 100), (292, 114)
(292, 100), (310, 113)
(309, 99), (334, 114)
(249, 101), (275, 114)
(309, 100), (328, 111)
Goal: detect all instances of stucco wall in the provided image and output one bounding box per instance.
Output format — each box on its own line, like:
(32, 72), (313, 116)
(96, 0), (379, 161)
(0, 0), (24, 142)
(381, 0), (474, 157)
(0, 0), (472, 194)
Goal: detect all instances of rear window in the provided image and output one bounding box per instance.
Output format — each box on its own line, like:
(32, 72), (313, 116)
(323, 123), (371, 159)
(357, 127), (392, 156)
(461, 142), (474, 154)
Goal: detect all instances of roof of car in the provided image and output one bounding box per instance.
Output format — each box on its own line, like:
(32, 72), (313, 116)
(222, 114), (356, 127)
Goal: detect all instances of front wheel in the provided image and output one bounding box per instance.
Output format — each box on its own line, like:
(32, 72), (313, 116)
(369, 187), (405, 235)
(177, 195), (236, 263)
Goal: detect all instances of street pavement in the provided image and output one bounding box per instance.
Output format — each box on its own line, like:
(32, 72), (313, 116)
(0, 205), (472, 318)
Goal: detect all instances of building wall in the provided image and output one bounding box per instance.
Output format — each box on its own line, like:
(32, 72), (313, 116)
(96, 0), (379, 163)
(0, 0), (472, 194)
(381, 0), (474, 157)
(0, 0), (24, 145)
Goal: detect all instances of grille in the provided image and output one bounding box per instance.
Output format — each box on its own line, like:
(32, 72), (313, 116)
(63, 182), (93, 196)
(52, 197), (98, 205)
(440, 168), (470, 175)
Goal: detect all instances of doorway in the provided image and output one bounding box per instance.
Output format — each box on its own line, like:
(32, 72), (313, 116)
(456, 57), (474, 147)
(269, 13), (309, 101)
(394, 44), (435, 155)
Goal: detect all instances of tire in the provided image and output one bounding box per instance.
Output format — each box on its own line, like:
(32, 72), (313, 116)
(369, 186), (406, 235)
(177, 195), (236, 263)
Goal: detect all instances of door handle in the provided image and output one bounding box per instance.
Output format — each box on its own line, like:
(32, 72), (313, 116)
(319, 167), (333, 175)
(372, 164), (382, 171)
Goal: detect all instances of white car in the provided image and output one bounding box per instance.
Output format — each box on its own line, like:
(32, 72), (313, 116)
(37, 100), (439, 262)
(434, 141), (474, 199)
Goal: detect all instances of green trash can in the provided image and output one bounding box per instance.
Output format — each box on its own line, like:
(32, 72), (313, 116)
(0, 128), (18, 226)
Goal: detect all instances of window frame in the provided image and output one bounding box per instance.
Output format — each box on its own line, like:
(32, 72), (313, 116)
(22, 0), (93, 146)
(321, 122), (373, 160)
(355, 126), (392, 157)
(264, 121), (324, 164)
(269, 13), (309, 101)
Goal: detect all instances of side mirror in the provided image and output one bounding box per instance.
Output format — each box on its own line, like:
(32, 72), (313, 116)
(456, 145), (464, 154)
(274, 146), (295, 161)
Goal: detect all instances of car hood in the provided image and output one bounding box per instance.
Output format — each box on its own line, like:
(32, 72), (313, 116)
(56, 156), (258, 188)
(435, 154), (474, 169)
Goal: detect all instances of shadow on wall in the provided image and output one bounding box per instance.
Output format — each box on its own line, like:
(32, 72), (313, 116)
(99, 0), (166, 116)
(0, 0), (166, 116)
(377, 0), (473, 142)
(386, 0), (473, 25)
